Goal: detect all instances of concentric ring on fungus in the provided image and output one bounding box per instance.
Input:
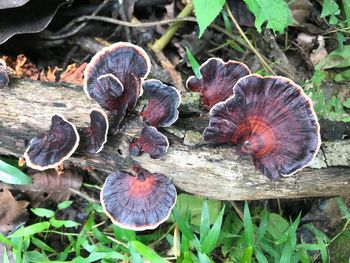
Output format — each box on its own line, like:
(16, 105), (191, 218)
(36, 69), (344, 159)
(204, 74), (321, 179)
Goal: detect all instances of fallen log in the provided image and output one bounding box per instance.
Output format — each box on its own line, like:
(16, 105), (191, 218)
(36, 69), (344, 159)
(1, 79), (349, 200)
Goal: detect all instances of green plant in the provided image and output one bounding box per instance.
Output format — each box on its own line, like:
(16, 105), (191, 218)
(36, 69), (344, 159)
(0, 158), (31, 185)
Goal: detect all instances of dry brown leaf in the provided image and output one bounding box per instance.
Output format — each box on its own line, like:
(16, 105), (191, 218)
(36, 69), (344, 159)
(0, 168), (83, 207)
(0, 189), (29, 235)
(1, 54), (40, 80)
(39, 66), (60, 82)
(290, 0), (312, 24)
(59, 63), (87, 86)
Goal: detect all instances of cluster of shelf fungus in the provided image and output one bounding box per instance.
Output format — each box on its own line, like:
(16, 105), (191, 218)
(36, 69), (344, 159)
(21, 42), (321, 231)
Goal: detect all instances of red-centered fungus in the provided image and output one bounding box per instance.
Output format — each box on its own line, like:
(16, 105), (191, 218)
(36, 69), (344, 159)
(83, 108), (109, 154)
(139, 79), (181, 127)
(23, 114), (80, 170)
(100, 168), (177, 231)
(84, 42), (151, 126)
(186, 58), (250, 109)
(129, 126), (169, 159)
(204, 74), (321, 179)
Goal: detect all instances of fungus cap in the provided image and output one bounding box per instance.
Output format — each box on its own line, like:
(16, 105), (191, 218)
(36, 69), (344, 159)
(129, 126), (169, 159)
(204, 74), (321, 179)
(139, 79), (181, 127)
(101, 169), (177, 231)
(84, 42), (151, 117)
(84, 108), (109, 154)
(24, 114), (80, 170)
(186, 58), (250, 109)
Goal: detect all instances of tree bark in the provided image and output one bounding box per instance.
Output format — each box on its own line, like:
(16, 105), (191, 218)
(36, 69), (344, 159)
(1, 79), (349, 200)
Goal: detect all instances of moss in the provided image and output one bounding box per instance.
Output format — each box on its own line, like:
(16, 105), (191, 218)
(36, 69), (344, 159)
(183, 130), (203, 146)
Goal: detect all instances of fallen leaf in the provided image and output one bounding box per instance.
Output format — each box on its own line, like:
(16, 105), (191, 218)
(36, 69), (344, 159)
(289, 0), (312, 24)
(2, 54), (40, 80)
(310, 36), (328, 66)
(59, 63), (87, 86)
(39, 66), (59, 82)
(0, 189), (29, 235)
(0, 168), (83, 207)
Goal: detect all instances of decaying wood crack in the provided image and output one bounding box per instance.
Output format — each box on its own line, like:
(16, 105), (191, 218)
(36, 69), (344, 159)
(0, 79), (349, 200)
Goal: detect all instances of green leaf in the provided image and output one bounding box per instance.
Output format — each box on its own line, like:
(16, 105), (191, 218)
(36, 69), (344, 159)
(172, 207), (195, 240)
(343, 98), (350, 108)
(256, 208), (269, 242)
(279, 237), (292, 263)
(31, 208), (55, 218)
(254, 247), (268, 263)
(0, 159), (31, 185)
(186, 47), (202, 79)
(243, 201), (254, 246)
(193, 0), (226, 37)
(10, 222), (50, 238)
(31, 237), (56, 253)
(50, 217), (80, 228)
(266, 213), (289, 240)
(320, 0), (340, 18)
(240, 246), (253, 263)
(0, 232), (12, 245)
(130, 241), (166, 263)
(200, 200), (210, 242)
(175, 193), (221, 226)
(23, 251), (49, 261)
(335, 197), (350, 220)
(128, 242), (143, 263)
(316, 45), (350, 70)
(200, 205), (225, 254)
(58, 200), (73, 210)
(242, 0), (294, 33)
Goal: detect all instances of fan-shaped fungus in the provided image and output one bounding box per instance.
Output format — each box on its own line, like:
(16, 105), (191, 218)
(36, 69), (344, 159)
(24, 114), (80, 170)
(204, 74), (321, 179)
(186, 58), (250, 109)
(82, 108), (109, 154)
(84, 42), (151, 126)
(129, 126), (169, 159)
(139, 79), (181, 127)
(101, 167), (176, 231)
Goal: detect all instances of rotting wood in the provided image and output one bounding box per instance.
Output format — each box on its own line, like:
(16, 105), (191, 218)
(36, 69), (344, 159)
(0, 79), (349, 200)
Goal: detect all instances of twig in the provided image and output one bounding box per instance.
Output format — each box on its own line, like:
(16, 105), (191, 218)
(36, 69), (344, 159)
(230, 201), (244, 220)
(150, 2), (194, 52)
(46, 0), (110, 41)
(42, 16), (197, 40)
(225, 3), (276, 75)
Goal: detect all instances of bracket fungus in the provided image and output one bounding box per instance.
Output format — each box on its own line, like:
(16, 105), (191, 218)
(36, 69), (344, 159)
(24, 114), (79, 170)
(129, 126), (169, 159)
(84, 42), (151, 126)
(186, 58), (250, 109)
(81, 108), (109, 154)
(101, 167), (177, 231)
(139, 79), (181, 127)
(204, 74), (321, 179)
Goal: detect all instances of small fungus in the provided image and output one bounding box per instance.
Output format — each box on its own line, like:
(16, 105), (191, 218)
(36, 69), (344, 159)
(129, 126), (169, 159)
(101, 167), (177, 231)
(84, 42), (151, 126)
(204, 74), (321, 179)
(82, 108), (109, 154)
(24, 114), (80, 170)
(139, 79), (181, 127)
(186, 58), (250, 109)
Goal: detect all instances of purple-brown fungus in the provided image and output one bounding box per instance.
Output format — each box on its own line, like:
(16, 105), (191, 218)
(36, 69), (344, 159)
(186, 58), (250, 109)
(204, 74), (321, 179)
(24, 114), (80, 170)
(139, 79), (181, 127)
(100, 167), (176, 231)
(84, 42), (151, 126)
(129, 126), (169, 159)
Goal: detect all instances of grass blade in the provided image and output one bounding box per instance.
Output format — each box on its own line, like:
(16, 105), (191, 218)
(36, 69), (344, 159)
(244, 201), (254, 247)
(0, 159), (31, 185)
(130, 241), (166, 263)
(10, 222), (50, 238)
(186, 47), (202, 79)
(200, 200), (210, 243)
(200, 205), (225, 254)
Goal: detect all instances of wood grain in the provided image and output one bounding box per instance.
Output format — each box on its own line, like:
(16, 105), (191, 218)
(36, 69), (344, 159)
(0, 79), (349, 200)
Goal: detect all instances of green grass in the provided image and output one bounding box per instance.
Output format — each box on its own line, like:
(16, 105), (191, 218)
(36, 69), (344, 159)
(2, 194), (350, 262)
